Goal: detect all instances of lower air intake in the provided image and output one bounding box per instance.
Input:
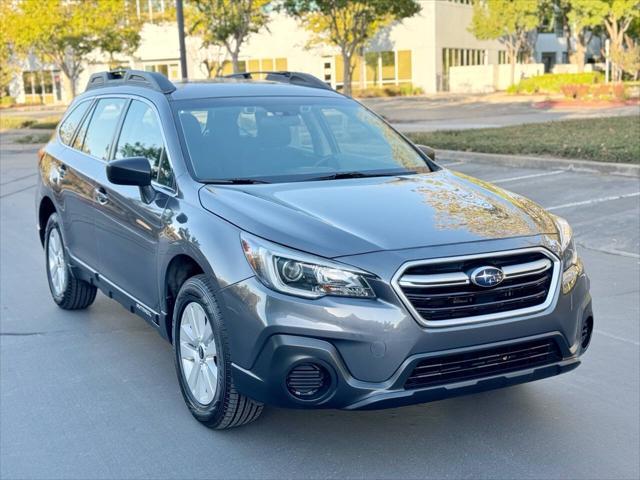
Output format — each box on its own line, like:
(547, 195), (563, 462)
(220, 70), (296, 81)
(405, 338), (562, 390)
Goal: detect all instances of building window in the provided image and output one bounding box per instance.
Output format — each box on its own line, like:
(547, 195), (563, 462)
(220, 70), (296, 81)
(222, 57), (287, 76)
(144, 62), (180, 80)
(334, 50), (412, 89)
(498, 51), (507, 64)
(440, 47), (487, 91)
(22, 70), (61, 104)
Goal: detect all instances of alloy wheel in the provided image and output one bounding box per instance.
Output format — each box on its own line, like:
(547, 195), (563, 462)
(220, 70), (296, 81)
(179, 302), (218, 405)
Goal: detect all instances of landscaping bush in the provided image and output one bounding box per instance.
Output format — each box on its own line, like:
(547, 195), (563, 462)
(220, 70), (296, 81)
(508, 72), (603, 94)
(30, 116), (61, 129)
(560, 82), (627, 100)
(0, 96), (16, 108)
(352, 84), (424, 98)
(560, 84), (590, 99)
(0, 116), (36, 131)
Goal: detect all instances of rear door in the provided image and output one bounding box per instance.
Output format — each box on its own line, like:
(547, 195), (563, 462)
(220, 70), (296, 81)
(93, 98), (175, 318)
(47, 98), (99, 269)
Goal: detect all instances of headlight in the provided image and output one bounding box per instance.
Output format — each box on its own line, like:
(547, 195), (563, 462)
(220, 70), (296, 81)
(240, 232), (376, 299)
(552, 215), (583, 294)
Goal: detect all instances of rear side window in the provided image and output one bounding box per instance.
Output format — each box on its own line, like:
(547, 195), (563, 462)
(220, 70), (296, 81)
(114, 100), (173, 188)
(58, 100), (91, 146)
(77, 98), (126, 159)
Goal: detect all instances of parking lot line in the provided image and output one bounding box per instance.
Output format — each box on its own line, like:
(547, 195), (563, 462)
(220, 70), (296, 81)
(547, 191), (640, 211)
(595, 329), (640, 347)
(490, 170), (565, 184)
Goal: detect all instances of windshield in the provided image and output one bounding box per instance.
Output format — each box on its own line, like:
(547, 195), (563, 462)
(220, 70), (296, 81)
(173, 96), (432, 183)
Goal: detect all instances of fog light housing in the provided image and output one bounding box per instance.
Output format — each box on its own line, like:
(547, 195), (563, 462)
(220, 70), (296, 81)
(581, 316), (594, 351)
(286, 363), (330, 400)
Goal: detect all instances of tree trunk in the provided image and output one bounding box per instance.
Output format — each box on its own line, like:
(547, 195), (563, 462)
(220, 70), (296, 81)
(231, 50), (240, 73)
(342, 52), (353, 96)
(573, 42), (586, 73)
(510, 55), (516, 86)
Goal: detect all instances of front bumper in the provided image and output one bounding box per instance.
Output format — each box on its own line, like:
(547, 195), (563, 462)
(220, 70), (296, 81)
(219, 240), (592, 410)
(231, 331), (583, 410)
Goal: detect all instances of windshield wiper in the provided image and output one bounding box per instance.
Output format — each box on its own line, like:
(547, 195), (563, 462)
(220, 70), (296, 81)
(207, 178), (271, 185)
(306, 171), (414, 182)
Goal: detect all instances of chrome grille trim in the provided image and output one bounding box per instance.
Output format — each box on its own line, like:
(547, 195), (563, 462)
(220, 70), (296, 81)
(391, 247), (561, 328)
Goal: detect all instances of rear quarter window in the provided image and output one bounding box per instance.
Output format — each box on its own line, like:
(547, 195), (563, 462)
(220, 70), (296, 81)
(58, 100), (92, 146)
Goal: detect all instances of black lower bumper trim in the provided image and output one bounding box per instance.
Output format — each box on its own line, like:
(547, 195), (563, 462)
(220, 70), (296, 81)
(231, 332), (581, 410)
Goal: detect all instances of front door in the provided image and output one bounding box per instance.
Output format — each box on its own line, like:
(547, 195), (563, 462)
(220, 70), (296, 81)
(94, 99), (174, 317)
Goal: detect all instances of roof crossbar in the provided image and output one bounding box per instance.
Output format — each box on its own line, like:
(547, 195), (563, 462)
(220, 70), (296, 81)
(85, 69), (176, 94)
(222, 71), (333, 91)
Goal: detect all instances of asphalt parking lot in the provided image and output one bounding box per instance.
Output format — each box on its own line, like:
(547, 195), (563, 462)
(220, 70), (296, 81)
(1, 135), (639, 479)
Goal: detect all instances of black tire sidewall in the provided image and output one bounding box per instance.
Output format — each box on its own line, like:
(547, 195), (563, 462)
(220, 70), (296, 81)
(172, 277), (229, 425)
(44, 213), (68, 305)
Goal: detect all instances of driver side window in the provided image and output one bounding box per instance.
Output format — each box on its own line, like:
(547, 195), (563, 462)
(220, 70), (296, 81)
(114, 100), (174, 189)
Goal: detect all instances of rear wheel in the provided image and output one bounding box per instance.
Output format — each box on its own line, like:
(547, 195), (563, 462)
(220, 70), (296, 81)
(45, 213), (97, 310)
(173, 274), (263, 429)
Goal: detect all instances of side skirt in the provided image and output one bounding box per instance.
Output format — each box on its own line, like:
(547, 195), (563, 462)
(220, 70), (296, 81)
(67, 252), (164, 330)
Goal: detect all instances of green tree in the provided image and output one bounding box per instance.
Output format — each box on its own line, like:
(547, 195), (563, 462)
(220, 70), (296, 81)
(11, 0), (141, 98)
(188, 0), (271, 74)
(565, 0), (607, 72)
(599, 0), (640, 80)
(96, 2), (143, 70)
(469, 0), (539, 86)
(283, 0), (421, 96)
(0, 2), (17, 100)
(542, 0), (605, 72)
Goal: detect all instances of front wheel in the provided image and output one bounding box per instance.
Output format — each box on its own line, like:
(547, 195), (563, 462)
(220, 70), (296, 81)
(45, 213), (97, 310)
(173, 274), (263, 429)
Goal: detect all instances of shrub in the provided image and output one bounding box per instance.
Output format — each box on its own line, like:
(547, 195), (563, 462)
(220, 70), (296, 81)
(560, 84), (589, 99)
(509, 72), (603, 94)
(560, 82), (627, 101)
(0, 116), (36, 131)
(0, 96), (16, 108)
(352, 84), (423, 98)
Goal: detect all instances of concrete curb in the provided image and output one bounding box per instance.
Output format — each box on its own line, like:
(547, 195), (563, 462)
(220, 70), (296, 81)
(435, 149), (640, 178)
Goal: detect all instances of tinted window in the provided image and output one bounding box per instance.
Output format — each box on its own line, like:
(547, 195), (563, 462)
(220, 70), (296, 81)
(59, 100), (91, 146)
(114, 100), (173, 188)
(174, 97), (430, 182)
(79, 98), (126, 159)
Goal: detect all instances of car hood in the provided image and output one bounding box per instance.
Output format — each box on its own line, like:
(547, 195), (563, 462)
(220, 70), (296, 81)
(199, 170), (558, 258)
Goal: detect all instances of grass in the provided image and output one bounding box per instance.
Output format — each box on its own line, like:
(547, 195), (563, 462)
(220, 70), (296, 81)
(14, 133), (53, 144)
(406, 116), (640, 164)
(0, 115), (61, 131)
(0, 116), (36, 130)
(29, 115), (61, 129)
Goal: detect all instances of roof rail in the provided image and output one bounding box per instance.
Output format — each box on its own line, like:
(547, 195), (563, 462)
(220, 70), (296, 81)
(222, 71), (333, 91)
(85, 69), (176, 94)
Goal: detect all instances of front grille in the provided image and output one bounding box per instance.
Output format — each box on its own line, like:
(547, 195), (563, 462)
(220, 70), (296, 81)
(396, 249), (557, 325)
(404, 338), (562, 390)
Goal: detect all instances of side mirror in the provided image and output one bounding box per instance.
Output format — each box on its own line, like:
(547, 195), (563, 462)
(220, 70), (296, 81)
(107, 157), (151, 187)
(417, 144), (436, 162)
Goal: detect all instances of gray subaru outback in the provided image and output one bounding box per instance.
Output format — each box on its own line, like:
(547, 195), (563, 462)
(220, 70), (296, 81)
(36, 70), (593, 429)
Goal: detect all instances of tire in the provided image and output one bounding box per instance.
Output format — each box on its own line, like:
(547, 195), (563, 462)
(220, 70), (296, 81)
(173, 274), (263, 429)
(45, 213), (97, 310)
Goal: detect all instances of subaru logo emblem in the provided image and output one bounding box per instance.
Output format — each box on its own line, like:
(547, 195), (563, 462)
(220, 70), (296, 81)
(470, 266), (504, 288)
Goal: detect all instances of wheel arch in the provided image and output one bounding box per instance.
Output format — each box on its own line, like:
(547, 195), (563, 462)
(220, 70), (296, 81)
(38, 196), (57, 246)
(162, 253), (208, 342)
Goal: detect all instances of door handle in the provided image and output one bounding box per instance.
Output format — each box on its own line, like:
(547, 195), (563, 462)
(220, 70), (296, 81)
(94, 187), (109, 205)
